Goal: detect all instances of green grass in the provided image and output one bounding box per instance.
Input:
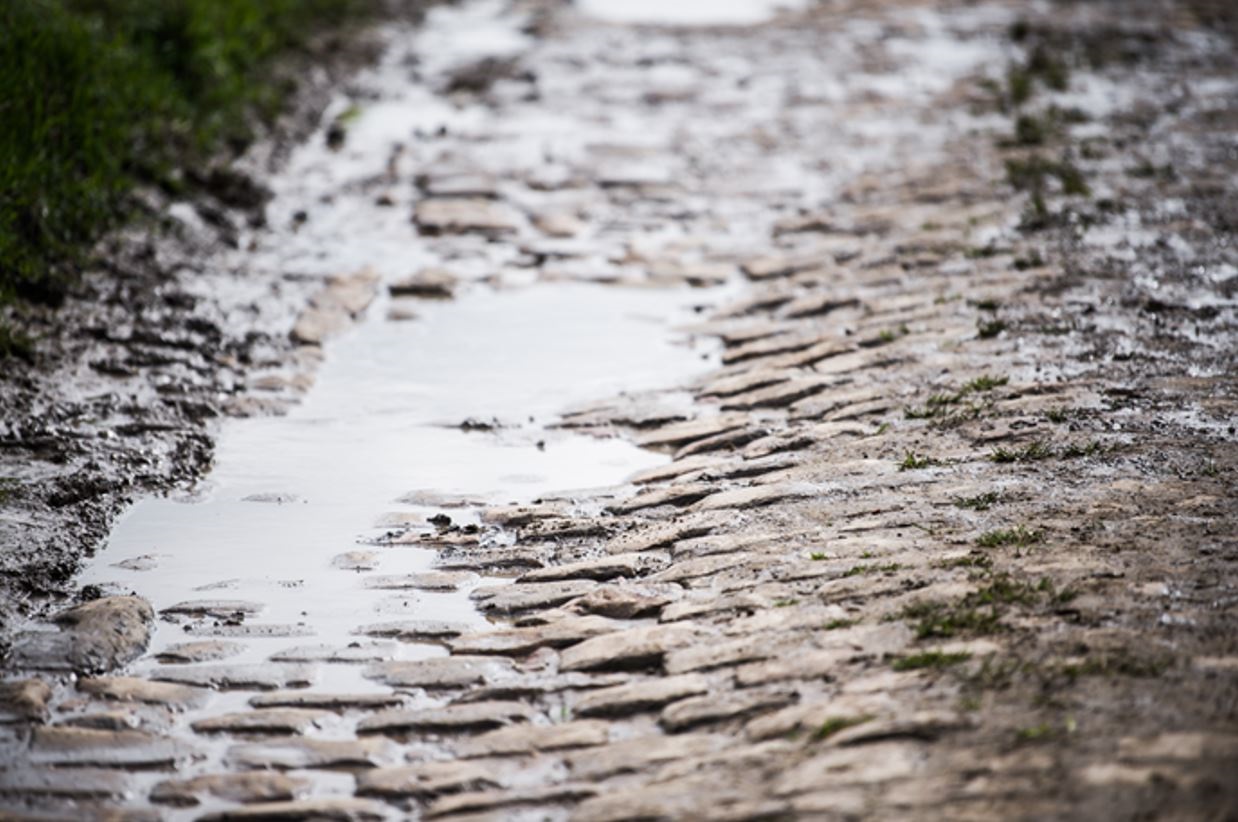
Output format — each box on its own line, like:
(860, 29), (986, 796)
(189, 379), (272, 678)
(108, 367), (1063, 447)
(954, 491), (1000, 511)
(964, 375), (1009, 393)
(842, 562), (903, 578)
(976, 525), (1043, 549)
(977, 319), (1007, 339)
(892, 650), (972, 671)
(813, 715), (873, 741)
(899, 452), (938, 471)
(1, 0), (377, 310)
(991, 441), (1054, 463)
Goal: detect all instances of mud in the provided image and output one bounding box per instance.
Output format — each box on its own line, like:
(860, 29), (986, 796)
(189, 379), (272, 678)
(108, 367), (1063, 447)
(2, 0), (1237, 820)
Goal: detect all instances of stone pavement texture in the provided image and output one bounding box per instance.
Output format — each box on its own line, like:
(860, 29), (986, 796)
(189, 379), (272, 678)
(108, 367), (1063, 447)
(2, 0), (1237, 819)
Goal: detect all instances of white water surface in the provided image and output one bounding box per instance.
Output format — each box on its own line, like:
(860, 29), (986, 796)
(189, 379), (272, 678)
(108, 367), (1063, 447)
(577, 0), (809, 26)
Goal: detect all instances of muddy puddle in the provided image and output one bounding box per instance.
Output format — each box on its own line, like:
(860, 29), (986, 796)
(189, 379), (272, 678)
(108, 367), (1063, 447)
(83, 281), (721, 667)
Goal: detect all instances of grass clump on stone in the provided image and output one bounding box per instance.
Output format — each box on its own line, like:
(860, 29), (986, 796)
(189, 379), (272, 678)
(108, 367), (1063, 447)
(899, 452), (938, 471)
(954, 491), (1000, 511)
(892, 650), (972, 671)
(991, 441), (1054, 463)
(976, 525), (1043, 549)
(813, 715), (873, 741)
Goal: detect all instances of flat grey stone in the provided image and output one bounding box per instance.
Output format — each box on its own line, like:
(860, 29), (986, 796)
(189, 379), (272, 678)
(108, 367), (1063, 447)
(448, 615), (620, 656)
(691, 482), (816, 512)
(565, 733), (728, 780)
(602, 512), (730, 554)
(606, 483), (714, 514)
(269, 642), (397, 663)
(570, 585), (682, 619)
(519, 553), (655, 583)
(226, 738), (395, 770)
(0, 766), (129, 799)
(357, 700), (534, 735)
(364, 571), (478, 591)
(659, 689), (798, 732)
(191, 709), (330, 735)
(198, 798), (390, 821)
(58, 709), (143, 731)
(77, 676), (211, 710)
(356, 760), (502, 800)
(414, 198), (519, 237)
(471, 580), (598, 614)
(29, 726), (195, 768)
(156, 640), (245, 664)
(364, 656), (515, 689)
(356, 620), (470, 641)
(456, 720), (610, 758)
(559, 624), (700, 672)
(633, 416), (747, 450)
(150, 772), (308, 806)
(150, 664), (314, 691)
(425, 783), (598, 818)
(162, 600), (263, 618)
(248, 691), (405, 711)
(181, 623), (314, 639)
(574, 674), (710, 718)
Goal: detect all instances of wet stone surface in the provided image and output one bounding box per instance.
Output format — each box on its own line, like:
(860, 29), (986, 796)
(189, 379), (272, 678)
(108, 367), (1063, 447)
(1, 0), (1237, 820)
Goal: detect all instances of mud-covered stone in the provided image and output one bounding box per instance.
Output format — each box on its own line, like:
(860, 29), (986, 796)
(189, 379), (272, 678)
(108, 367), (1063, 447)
(519, 552), (655, 582)
(29, 726), (195, 768)
(414, 198), (519, 236)
(268, 642), (397, 663)
(162, 600), (263, 618)
(573, 674), (710, 717)
(389, 268), (458, 299)
(357, 700), (534, 734)
(471, 580), (599, 614)
(77, 676), (211, 710)
(448, 615), (620, 656)
(197, 798), (390, 821)
(365, 571), (478, 591)
(364, 656), (514, 689)
(226, 738), (395, 770)
(0, 767), (130, 799)
(356, 619), (469, 641)
(0, 678), (53, 723)
(659, 689), (798, 732)
(11, 596), (154, 674)
(559, 624), (701, 672)
(248, 691), (405, 711)
(150, 772), (308, 806)
(570, 585), (681, 619)
(191, 709), (329, 735)
(156, 640), (244, 664)
(424, 783), (598, 818)
(603, 513), (730, 554)
(356, 759), (503, 799)
(456, 720), (610, 757)
(150, 663), (314, 691)
(564, 733), (728, 780)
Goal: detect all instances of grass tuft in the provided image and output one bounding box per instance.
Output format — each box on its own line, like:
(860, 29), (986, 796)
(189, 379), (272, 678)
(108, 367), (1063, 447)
(814, 715), (873, 741)
(976, 525), (1043, 549)
(892, 650), (972, 671)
